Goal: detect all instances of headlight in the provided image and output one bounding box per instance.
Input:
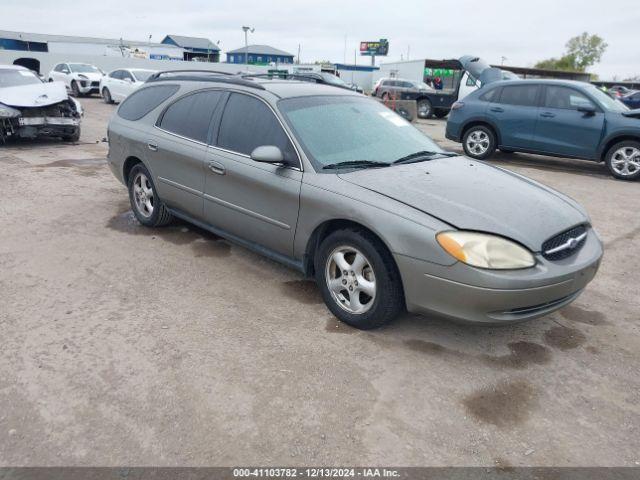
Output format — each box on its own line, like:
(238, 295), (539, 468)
(436, 231), (535, 270)
(0, 104), (21, 118)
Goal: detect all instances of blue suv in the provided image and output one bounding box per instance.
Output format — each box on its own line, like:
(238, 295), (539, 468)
(446, 79), (640, 180)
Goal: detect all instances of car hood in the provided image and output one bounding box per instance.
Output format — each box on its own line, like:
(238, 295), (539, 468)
(74, 72), (102, 81)
(621, 108), (640, 118)
(0, 81), (69, 107)
(337, 157), (587, 251)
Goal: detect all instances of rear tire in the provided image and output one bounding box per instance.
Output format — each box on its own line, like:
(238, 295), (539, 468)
(417, 99), (433, 119)
(127, 163), (174, 227)
(315, 228), (404, 330)
(462, 125), (497, 160)
(605, 140), (640, 180)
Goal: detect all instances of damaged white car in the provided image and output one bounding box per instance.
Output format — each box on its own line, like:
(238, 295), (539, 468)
(0, 65), (82, 143)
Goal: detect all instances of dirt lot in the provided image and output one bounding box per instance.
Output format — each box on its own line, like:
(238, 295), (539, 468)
(0, 97), (638, 467)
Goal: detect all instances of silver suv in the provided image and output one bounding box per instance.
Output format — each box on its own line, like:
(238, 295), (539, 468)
(107, 70), (602, 329)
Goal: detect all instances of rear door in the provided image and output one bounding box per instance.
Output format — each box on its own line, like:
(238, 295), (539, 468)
(486, 84), (541, 149)
(147, 89), (225, 218)
(533, 85), (605, 159)
(202, 92), (302, 256)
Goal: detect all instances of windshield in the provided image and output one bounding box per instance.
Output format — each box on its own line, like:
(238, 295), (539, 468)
(278, 96), (444, 170)
(69, 64), (99, 73)
(320, 73), (347, 86)
(588, 85), (629, 113)
(0, 68), (42, 88)
(131, 70), (155, 82)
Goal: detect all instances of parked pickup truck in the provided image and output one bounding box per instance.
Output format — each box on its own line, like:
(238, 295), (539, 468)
(373, 56), (517, 119)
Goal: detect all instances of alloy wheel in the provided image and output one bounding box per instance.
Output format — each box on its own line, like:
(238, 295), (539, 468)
(325, 246), (376, 314)
(611, 147), (640, 177)
(466, 130), (490, 156)
(133, 172), (154, 218)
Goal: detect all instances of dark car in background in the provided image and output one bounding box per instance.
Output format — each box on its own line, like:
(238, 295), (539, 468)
(372, 77), (450, 118)
(621, 91), (640, 109)
(446, 79), (640, 180)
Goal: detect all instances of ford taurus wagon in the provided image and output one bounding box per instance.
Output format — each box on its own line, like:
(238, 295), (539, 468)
(106, 71), (603, 329)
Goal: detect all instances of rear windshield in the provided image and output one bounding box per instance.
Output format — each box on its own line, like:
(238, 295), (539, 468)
(131, 70), (155, 82)
(0, 69), (42, 87)
(118, 84), (179, 121)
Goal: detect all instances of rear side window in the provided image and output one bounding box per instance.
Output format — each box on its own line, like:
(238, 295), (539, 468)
(543, 86), (595, 110)
(118, 85), (179, 121)
(479, 87), (499, 102)
(498, 85), (540, 107)
(158, 90), (224, 143)
(217, 93), (296, 162)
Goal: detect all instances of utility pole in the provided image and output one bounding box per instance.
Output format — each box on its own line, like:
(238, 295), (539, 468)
(297, 44), (301, 64)
(242, 26), (254, 70)
(343, 35), (347, 64)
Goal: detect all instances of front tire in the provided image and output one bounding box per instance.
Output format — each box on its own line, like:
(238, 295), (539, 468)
(417, 99), (433, 119)
(315, 228), (404, 330)
(605, 141), (640, 180)
(102, 87), (113, 104)
(127, 164), (174, 227)
(70, 80), (80, 97)
(62, 127), (80, 142)
(462, 125), (497, 160)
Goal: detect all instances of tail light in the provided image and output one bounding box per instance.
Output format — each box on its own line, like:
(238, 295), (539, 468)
(451, 101), (465, 110)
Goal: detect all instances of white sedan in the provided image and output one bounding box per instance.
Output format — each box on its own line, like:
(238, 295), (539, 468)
(99, 69), (156, 104)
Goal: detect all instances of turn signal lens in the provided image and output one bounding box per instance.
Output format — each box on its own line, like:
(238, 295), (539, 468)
(436, 231), (535, 270)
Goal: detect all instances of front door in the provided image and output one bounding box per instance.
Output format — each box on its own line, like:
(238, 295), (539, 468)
(534, 85), (605, 159)
(147, 89), (225, 218)
(202, 92), (302, 257)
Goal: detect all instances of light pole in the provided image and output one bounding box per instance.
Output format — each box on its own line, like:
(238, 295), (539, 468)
(242, 26), (255, 70)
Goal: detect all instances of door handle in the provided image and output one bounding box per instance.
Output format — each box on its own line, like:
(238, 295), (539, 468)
(147, 142), (158, 152)
(490, 107), (504, 113)
(540, 112), (556, 118)
(208, 161), (226, 175)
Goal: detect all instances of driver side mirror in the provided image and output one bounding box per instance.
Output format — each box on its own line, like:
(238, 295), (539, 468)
(124, 77), (133, 83)
(578, 105), (596, 116)
(250, 145), (284, 164)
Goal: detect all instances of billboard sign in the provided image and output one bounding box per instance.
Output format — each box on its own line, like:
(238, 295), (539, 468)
(360, 39), (389, 56)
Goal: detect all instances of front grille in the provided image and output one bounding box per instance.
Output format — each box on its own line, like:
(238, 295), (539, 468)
(91, 81), (99, 87)
(542, 225), (587, 261)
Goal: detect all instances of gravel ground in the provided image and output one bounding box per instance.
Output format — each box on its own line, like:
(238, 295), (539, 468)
(0, 97), (638, 467)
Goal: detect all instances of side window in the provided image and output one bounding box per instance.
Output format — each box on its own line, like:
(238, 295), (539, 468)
(60, 64), (70, 74)
(466, 74), (477, 87)
(118, 85), (180, 121)
(54, 64), (62, 72)
(158, 90), (224, 143)
(544, 86), (595, 110)
(402, 81), (414, 88)
(122, 71), (134, 82)
(110, 70), (122, 79)
(217, 93), (296, 163)
(498, 85), (540, 107)
(479, 87), (500, 102)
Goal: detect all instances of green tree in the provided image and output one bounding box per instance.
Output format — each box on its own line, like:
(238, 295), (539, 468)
(535, 33), (607, 72)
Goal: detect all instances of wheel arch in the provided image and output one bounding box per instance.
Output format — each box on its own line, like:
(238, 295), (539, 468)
(123, 155), (144, 183)
(599, 134), (640, 162)
(461, 120), (501, 146)
(302, 218), (398, 279)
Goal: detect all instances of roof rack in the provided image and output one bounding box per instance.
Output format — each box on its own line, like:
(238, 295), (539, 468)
(241, 72), (353, 91)
(147, 70), (265, 90)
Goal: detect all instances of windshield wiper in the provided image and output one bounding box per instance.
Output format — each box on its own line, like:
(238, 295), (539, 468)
(392, 150), (458, 165)
(322, 160), (391, 170)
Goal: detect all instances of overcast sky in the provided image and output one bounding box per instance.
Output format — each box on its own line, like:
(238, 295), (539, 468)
(4, 0), (639, 79)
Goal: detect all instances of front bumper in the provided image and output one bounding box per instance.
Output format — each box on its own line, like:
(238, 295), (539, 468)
(77, 80), (100, 94)
(396, 228), (603, 324)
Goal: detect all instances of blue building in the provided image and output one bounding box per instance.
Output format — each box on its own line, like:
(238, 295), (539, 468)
(226, 45), (294, 65)
(161, 35), (220, 62)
